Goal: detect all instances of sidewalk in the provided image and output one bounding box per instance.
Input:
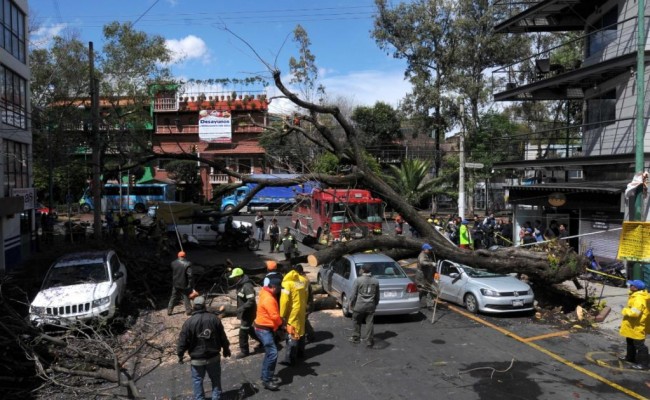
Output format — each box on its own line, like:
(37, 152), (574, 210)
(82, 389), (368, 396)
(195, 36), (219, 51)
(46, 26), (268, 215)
(560, 278), (630, 337)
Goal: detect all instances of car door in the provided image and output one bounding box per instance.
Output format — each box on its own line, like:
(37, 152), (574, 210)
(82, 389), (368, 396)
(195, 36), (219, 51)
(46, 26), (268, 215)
(330, 258), (351, 298)
(437, 260), (464, 304)
(320, 262), (334, 293)
(192, 216), (216, 244)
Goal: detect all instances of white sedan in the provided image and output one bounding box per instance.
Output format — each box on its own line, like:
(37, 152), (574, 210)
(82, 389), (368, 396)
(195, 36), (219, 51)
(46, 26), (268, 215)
(435, 259), (534, 314)
(30, 250), (127, 327)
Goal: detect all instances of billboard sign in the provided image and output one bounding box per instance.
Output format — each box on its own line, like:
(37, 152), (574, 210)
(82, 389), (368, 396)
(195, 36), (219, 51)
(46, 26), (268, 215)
(198, 110), (232, 143)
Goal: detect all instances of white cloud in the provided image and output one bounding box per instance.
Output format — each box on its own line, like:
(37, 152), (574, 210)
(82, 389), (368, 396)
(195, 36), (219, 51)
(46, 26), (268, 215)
(31, 23), (67, 49)
(267, 69), (411, 115)
(165, 35), (209, 64)
(322, 69), (411, 107)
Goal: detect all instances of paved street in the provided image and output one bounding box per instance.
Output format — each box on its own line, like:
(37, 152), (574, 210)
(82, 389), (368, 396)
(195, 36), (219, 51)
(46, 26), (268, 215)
(127, 213), (650, 400)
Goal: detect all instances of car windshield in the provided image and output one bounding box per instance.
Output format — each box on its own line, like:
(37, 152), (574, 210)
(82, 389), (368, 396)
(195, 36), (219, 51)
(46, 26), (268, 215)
(43, 262), (108, 288)
(354, 262), (405, 279)
(462, 265), (505, 278)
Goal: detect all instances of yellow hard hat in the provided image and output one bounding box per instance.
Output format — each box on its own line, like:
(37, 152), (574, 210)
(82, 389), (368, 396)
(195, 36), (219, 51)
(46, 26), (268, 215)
(427, 218), (434, 223)
(229, 267), (244, 278)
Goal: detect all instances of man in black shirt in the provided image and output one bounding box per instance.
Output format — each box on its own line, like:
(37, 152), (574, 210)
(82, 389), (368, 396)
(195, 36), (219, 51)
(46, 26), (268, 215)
(177, 296), (231, 400)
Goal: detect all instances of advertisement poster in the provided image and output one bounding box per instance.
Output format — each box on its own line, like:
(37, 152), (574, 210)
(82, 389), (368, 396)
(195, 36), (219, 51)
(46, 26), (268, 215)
(198, 110), (232, 143)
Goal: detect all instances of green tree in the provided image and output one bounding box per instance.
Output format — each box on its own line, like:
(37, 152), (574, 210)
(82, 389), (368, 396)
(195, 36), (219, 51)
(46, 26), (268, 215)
(351, 101), (402, 146)
(30, 23), (174, 206)
(386, 159), (438, 207)
(165, 160), (202, 202)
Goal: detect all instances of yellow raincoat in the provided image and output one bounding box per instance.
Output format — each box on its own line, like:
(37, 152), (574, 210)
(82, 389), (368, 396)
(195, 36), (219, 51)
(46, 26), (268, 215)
(280, 270), (308, 338)
(620, 289), (650, 340)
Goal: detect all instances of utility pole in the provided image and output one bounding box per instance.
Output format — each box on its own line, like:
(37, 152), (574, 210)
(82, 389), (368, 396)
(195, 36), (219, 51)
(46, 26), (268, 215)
(458, 102), (466, 219)
(634, 0), (646, 220)
(90, 42), (102, 239)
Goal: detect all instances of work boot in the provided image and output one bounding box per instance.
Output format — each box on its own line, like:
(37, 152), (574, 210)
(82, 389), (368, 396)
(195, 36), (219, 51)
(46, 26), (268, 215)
(618, 355), (634, 363)
(263, 381), (279, 391)
(167, 309), (173, 316)
(236, 351), (250, 359)
(348, 337), (360, 344)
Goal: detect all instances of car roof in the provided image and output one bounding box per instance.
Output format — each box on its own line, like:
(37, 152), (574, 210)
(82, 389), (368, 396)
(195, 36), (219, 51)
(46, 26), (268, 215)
(54, 250), (112, 266)
(344, 253), (396, 264)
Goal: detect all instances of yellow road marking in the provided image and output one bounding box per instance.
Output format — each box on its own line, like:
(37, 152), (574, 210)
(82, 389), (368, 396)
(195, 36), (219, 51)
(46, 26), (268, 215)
(521, 330), (572, 343)
(444, 304), (649, 400)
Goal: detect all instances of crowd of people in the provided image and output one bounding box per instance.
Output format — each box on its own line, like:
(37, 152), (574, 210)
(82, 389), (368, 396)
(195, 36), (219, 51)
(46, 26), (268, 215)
(394, 212), (570, 250)
(173, 248), (369, 399)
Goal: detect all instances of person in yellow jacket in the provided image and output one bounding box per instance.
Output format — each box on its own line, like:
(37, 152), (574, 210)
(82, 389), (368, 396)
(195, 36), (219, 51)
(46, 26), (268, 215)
(619, 280), (650, 370)
(459, 219), (473, 249)
(279, 266), (308, 366)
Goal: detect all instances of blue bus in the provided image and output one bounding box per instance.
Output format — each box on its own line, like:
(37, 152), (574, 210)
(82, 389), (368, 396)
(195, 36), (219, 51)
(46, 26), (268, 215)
(79, 183), (176, 213)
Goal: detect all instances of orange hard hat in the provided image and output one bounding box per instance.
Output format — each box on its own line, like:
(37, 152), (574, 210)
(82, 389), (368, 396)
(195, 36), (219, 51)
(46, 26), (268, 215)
(178, 251), (186, 258)
(266, 260), (277, 271)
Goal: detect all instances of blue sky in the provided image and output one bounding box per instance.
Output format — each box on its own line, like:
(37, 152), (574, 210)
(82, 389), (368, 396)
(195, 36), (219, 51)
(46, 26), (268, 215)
(30, 0), (413, 113)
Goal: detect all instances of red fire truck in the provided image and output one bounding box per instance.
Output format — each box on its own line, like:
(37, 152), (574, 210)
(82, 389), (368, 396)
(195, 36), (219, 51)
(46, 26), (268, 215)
(290, 188), (384, 243)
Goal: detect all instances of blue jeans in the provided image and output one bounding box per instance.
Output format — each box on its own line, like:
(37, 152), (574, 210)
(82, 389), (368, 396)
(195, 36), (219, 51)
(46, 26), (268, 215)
(191, 360), (221, 400)
(255, 328), (277, 383)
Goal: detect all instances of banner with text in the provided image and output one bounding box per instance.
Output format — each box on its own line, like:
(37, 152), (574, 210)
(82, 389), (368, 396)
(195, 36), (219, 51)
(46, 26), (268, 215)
(617, 221), (650, 262)
(198, 110), (232, 143)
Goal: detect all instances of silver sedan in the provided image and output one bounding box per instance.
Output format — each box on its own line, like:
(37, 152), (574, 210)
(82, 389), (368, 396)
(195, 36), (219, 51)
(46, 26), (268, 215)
(435, 259), (534, 314)
(317, 253), (420, 317)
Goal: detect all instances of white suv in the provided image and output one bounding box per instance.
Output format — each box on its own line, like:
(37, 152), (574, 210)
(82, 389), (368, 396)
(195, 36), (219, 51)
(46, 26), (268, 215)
(30, 250), (128, 327)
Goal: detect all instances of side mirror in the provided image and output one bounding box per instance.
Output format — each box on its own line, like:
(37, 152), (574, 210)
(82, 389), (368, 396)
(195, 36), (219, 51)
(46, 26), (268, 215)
(113, 271), (124, 280)
(449, 272), (459, 279)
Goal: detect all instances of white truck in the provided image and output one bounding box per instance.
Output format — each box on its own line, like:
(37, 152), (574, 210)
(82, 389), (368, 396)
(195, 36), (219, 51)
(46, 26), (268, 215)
(153, 202), (254, 248)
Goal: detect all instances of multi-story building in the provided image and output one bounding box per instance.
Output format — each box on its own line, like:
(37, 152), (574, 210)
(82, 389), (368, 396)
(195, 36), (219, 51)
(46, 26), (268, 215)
(0, 0), (30, 272)
(492, 0), (649, 258)
(150, 84), (270, 201)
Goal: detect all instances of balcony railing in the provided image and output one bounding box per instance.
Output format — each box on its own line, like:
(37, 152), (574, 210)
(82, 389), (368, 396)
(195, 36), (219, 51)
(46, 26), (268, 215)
(491, 118), (639, 164)
(155, 124), (264, 134)
(209, 174), (242, 184)
(153, 97), (178, 112)
(492, 17), (646, 96)
(493, 0), (543, 22)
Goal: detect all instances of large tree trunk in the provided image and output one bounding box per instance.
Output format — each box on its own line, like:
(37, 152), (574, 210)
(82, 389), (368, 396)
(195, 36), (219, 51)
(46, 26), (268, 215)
(306, 231), (582, 286)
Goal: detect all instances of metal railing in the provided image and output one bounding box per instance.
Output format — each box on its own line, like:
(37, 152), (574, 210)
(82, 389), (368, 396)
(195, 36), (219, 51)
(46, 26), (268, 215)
(153, 97), (178, 112)
(154, 123), (264, 134)
(493, 0), (544, 23)
(209, 174), (242, 184)
(489, 118), (639, 163)
(492, 17), (646, 95)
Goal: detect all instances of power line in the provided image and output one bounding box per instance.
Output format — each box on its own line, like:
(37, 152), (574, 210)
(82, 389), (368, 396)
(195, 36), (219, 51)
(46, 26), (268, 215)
(131, 0), (159, 28)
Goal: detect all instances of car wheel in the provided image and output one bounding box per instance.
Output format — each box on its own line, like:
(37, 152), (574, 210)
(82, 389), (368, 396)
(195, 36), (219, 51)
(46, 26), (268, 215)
(464, 293), (479, 314)
(224, 205), (235, 213)
(341, 293), (352, 318)
(80, 204), (91, 213)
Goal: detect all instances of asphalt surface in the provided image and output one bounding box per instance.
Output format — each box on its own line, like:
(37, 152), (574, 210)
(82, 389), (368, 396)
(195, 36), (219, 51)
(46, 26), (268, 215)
(69, 212), (650, 399)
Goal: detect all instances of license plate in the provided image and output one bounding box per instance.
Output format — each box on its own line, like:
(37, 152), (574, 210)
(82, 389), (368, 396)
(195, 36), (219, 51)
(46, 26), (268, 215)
(383, 291), (398, 298)
(512, 300), (524, 307)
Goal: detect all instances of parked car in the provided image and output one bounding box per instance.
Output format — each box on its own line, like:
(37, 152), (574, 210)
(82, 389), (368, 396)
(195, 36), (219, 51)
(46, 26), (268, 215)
(435, 259), (534, 314)
(29, 250), (128, 327)
(317, 253), (420, 317)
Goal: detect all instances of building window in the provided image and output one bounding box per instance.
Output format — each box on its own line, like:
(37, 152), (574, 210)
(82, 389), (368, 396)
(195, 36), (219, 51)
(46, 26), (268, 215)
(3, 139), (28, 196)
(586, 89), (616, 126)
(0, 64), (27, 128)
(0, 0), (26, 62)
(586, 6), (618, 57)
(238, 158), (252, 174)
